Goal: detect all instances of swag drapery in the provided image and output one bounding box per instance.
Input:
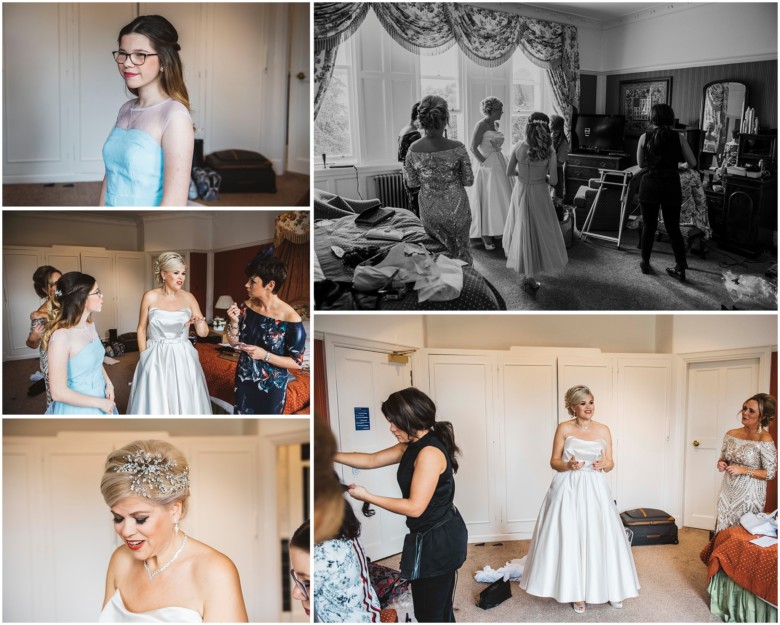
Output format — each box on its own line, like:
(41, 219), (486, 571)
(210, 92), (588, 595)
(314, 2), (580, 134)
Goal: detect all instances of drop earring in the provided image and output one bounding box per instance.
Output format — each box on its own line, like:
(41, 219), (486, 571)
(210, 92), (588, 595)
(175, 520), (179, 536)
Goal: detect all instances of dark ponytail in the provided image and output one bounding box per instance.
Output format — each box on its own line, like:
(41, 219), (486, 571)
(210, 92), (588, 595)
(381, 387), (461, 473)
(645, 103), (677, 165)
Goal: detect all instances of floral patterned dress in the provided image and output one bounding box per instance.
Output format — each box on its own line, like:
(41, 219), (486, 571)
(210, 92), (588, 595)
(404, 145), (474, 264)
(715, 434), (778, 533)
(233, 307), (306, 415)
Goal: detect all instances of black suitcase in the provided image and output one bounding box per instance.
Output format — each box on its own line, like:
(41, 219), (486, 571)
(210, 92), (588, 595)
(205, 149), (277, 193)
(620, 507), (679, 545)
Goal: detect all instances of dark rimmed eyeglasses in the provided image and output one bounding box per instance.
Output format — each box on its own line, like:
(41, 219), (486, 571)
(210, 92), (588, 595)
(88, 288), (103, 297)
(112, 51), (158, 65)
(289, 569), (309, 601)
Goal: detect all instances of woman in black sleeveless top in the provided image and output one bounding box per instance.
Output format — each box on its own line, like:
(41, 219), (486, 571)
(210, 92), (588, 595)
(637, 103), (697, 281)
(334, 387), (468, 622)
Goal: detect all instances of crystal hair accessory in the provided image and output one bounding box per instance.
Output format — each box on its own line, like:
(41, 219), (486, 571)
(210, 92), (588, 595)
(55, 289), (63, 296)
(114, 450), (190, 499)
(528, 119), (547, 127)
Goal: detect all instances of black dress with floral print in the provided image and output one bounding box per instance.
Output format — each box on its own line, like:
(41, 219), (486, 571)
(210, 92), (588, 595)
(233, 307), (306, 414)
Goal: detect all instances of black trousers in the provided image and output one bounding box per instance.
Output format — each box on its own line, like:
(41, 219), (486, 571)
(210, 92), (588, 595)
(638, 173), (686, 268)
(411, 571), (458, 622)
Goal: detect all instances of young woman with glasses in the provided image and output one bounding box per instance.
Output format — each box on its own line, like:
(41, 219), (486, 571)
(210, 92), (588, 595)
(101, 15), (193, 206)
(290, 520), (312, 618)
(42, 272), (117, 414)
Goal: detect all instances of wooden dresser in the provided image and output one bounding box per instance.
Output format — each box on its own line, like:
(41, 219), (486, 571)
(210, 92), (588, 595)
(717, 175), (777, 257)
(564, 152), (631, 204)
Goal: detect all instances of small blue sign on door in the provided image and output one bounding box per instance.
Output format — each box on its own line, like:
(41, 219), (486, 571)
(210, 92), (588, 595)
(354, 407), (370, 431)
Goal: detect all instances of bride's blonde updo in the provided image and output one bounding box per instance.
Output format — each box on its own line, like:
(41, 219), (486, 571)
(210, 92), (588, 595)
(101, 440), (191, 516)
(564, 385), (594, 416)
(481, 96), (503, 117)
(417, 95), (450, 132)
(153, 251), (185, 286)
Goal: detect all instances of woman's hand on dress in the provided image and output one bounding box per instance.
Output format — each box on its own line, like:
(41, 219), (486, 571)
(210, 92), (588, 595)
(592, 454), (607, 471)
(717, 459), (729, 472)
(97, 397), (115, 414)
(105, 385), (115, 403)
(347, 484), (370, 502)
(238, 344), (266, 361)
(725, 464), (747, 476)
(567, 456), (585, 471)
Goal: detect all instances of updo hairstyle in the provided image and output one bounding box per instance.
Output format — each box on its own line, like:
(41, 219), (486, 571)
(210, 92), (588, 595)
(481, 96), (503, 117)
(741, 393), (777, 429)
(417, 95), (450, 132)
(154, 251), (185, 286)
(101, 439), (191, 517)
(564, 385), (594, 416)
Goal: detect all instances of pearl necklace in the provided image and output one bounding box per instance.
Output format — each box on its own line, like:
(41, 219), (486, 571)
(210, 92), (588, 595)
(144, 533), (187, 580)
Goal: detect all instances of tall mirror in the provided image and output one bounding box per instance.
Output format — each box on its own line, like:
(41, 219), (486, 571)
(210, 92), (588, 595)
(700, 80), (749, 158)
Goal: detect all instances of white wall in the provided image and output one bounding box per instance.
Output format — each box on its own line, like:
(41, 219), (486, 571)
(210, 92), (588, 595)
(211, 212), (276, 250)
(601, 3), (777, 73)
(3, 419), (253, 437)
(3, 212), (141, 251)
(424, 315), (661, 353)
(316, 314), (426, 348)
(671, 315), (777, 354)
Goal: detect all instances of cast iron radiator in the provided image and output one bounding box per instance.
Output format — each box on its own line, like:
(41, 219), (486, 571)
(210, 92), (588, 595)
(374, 172), (409, 210)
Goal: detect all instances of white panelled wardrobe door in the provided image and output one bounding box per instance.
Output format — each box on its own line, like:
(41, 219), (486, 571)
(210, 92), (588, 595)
(683, 358), (760, 530)
(331, 345), (411, 561)
(45, 440), (118, 622)
(114, 253), (145, 336)
(498, 356), (558, 537)
(185, 439), (261, 621)
(616, 358), (674, 512)
(80, 251), (116, 340)
(428, 355), (497, 540)
(3, 249), (44, 360)
(287, 2), (310, 175)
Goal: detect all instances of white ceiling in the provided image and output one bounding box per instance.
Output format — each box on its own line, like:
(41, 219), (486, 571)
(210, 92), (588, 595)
(523, 2), (666, 22)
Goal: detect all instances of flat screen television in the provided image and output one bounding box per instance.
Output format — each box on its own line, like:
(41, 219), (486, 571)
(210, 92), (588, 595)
(573, 114), (626, 153)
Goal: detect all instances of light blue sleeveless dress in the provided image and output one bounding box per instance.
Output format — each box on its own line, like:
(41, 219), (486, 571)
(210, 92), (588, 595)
(127, 308), (212, 415)
(45, 337), (117, 414)
(102, 98), (191, 207)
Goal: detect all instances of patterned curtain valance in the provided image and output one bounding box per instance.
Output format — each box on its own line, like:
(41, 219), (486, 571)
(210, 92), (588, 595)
(314, 3), (577, 69)
(275, 211), (310, 247)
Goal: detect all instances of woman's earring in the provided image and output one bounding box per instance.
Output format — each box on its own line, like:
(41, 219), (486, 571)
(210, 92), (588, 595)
(175, 520), (179, 535)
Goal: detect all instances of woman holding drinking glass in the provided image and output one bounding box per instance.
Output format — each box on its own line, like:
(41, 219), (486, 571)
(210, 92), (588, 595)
(101, 15), (193, 206)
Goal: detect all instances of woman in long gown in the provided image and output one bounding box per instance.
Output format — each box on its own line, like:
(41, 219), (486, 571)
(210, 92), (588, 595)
(26, 265), (61, 407)
(503, 112), (568, 291)
(404, 95), (474, 265)
(521, 385), (639, 613)
(43, 272), (117, 414)
(715, 393), (777, 532)
(99, 440), (248, 622)
(101, 15), (193, 206)
(467, 96), (512, 250)
(226, 252), (306, 414)
(128, 252), (211, 414)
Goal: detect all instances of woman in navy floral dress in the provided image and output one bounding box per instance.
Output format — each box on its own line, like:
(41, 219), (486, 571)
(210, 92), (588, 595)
(226, 254), (306, 414)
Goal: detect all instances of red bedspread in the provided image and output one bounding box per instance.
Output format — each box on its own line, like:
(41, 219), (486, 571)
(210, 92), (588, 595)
(700, 526), (777, 605)
(195, 343), (310, 414)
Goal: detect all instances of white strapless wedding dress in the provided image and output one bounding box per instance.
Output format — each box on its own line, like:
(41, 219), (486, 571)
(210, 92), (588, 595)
(100, 589), (202, 622)
(467, 129), (512, 238)
(520, 436), (640, 604)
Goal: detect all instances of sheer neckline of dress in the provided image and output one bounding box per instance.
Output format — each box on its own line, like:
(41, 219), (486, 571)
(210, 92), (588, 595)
(130, 98), (173, 112)
(111, 589), (202, 619)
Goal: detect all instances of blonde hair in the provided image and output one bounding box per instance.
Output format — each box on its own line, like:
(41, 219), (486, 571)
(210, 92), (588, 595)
(154, 251), (185, 286)
(564, 385), (594, 416)
(101, 440), (191, 517)
(740, 393), (777, 429)
(417, 95), (450, 132)
(481, 96), (503, 117)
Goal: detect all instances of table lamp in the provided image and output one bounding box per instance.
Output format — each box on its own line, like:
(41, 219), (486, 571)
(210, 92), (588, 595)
(213, 294), (234, 331)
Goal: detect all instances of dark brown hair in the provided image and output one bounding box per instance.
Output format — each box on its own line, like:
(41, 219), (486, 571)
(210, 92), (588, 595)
(41, 272), (96, 350)
(32, 265), (61, 299)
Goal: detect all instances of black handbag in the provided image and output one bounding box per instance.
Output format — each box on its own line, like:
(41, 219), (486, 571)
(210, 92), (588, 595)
(477, 578), (512, 609)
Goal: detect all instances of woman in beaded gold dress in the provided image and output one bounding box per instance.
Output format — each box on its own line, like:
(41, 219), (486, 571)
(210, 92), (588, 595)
(403, 95), (474, 265)
(715, 393), (777, 533)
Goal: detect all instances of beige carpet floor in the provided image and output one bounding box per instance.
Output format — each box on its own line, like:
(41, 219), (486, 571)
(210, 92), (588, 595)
(377, 527), (721, 622)
(3, 172), (309, 207)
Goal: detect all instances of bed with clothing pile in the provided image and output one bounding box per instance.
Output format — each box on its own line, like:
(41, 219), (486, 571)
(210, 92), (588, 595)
(313, 190), (505, 310)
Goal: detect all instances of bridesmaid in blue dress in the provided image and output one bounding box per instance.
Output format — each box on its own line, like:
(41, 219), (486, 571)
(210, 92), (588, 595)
(127, 252), (212, 414)
(226, 253), (306, 415)
(101, 15), (193, 207)
(43, 272), (117, 414)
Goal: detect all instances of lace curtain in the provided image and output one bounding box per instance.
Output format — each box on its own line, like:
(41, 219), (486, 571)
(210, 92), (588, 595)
(314, 3), (580, 125)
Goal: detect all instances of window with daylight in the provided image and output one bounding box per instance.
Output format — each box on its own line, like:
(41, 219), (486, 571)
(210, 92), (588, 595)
(314, 42), (356, 162)
(510, 49), (553, 146)
(420, 45), (462, 141)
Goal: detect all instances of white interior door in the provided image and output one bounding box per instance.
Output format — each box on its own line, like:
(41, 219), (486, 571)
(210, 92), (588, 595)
(683, 358), (760, 529)
(114, 253), (145, 335)
(286, 2), (310, 175)
(330, 345), (412, 561)
(428, 355), (497, 540)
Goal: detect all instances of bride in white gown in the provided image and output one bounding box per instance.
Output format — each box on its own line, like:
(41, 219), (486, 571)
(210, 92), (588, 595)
(99, 440), (248, 622)
(467, 96), (512, 250)
(520, 385), (640, 613)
